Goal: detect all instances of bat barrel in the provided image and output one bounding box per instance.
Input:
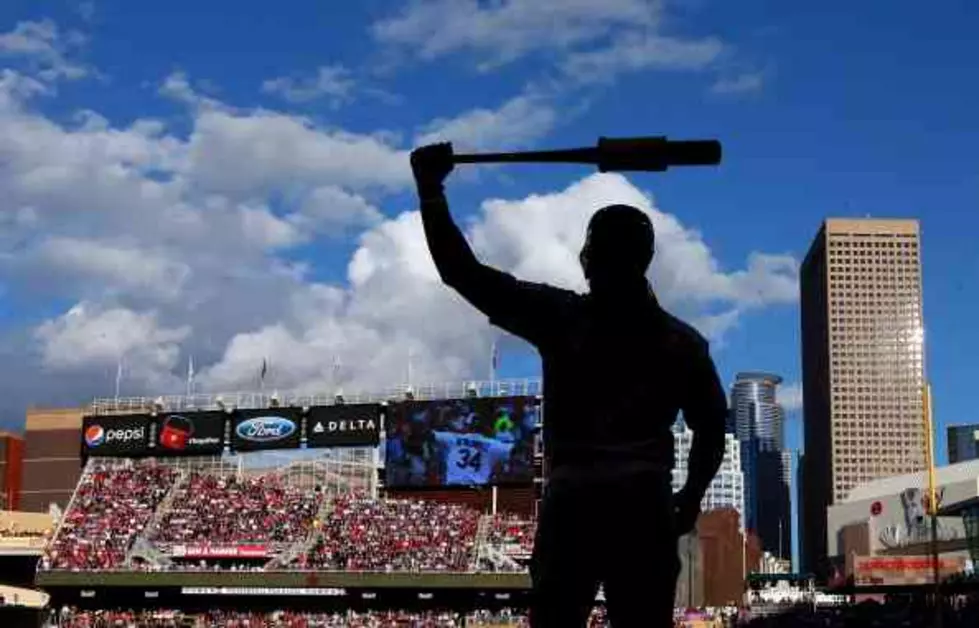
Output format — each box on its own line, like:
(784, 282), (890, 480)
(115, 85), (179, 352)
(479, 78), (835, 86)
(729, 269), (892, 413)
(663, 140), (722, 166)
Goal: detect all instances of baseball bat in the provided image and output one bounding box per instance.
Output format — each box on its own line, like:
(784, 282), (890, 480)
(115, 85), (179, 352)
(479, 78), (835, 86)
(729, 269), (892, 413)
(452, 136), (722, 172)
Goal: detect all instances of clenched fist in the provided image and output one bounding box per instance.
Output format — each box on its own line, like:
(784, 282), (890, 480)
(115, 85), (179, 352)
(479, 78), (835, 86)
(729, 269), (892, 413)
(411, 142), (455, 195)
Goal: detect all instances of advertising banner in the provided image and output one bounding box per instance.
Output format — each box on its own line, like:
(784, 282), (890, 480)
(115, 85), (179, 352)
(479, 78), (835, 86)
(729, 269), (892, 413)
(81, 415), (150, 457)
(152, 411), (226, 456)
(851, 555), (967, 586)
(306, 404), (381, 448)
(231, 408), (302, 452)
(384, 396), (538, 489)
(171, 545), (268, 559)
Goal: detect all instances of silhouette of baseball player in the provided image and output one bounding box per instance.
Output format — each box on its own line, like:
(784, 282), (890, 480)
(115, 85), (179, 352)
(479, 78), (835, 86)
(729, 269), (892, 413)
(411, 143), (728, 628)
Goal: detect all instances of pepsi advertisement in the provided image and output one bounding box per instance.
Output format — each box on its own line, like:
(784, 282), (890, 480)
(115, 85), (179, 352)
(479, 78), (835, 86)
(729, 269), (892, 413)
(384, 396), (539, 489)
(306, 404), (381, 449)
(152, 411), (226, 455)
(81, 415), (150, 457)
(231, 408), (302, 452)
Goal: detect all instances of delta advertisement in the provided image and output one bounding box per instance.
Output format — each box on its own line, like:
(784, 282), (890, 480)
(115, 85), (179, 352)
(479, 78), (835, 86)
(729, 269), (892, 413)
(231, 408), (302, 452)
(81, 415), (150, 457)
(152, 411), (226, 456)
(306, 404), (381, 448)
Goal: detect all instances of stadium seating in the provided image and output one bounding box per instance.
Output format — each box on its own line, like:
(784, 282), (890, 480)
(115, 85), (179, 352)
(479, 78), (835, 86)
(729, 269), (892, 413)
(41, 461), (176, 570)
(297, 495), (482, 571)
(484, 514), (536, 555)
(151, 471), (323, 549)
(52, 607), (613, 627)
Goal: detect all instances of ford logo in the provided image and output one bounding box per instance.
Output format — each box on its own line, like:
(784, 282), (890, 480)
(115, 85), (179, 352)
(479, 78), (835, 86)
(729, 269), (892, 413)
(236, 416), (296, 442)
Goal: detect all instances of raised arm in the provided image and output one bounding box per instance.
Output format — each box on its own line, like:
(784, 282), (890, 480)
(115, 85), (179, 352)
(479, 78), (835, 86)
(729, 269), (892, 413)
(411, 143), (495, 300)
(410, 143), (572, 346)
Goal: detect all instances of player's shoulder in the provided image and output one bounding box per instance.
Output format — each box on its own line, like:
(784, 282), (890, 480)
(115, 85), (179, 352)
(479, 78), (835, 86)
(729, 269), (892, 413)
(657, 309), (710, 352)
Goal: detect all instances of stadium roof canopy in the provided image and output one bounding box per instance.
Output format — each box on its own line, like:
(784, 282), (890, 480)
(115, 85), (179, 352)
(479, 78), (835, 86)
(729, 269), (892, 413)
(844, 459), (979, 503)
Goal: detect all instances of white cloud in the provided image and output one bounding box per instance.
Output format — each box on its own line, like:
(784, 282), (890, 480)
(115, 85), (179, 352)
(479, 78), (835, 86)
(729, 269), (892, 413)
(261, 65), (356, 106)
(0, 19), (88, 82)
(414, 92), (557, 151)
(562, 33), (724, 84)
(373, 0), (658, 67)
(779, 381), (803, 412)
(372, 0), (727, 83)
(0, 55), (796, 421)
(711, 71), (765, 95)
(34, 303), (189, 373)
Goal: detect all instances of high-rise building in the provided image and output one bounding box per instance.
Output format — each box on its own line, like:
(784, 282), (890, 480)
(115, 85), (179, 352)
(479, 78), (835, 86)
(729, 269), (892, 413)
(673, 420), (746, 531)
(730, 372), (792, 558)
(799, 218), (927, 575)
(947, 424), (979, 464)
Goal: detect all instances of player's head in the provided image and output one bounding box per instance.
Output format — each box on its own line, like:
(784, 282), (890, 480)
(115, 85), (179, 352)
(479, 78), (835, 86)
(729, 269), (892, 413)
(579, 204), (654, 294)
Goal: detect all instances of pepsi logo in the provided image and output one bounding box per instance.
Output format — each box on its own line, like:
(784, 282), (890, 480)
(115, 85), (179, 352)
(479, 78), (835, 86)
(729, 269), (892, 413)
(83, 424), (146, 448)
(84, 425), (105, 447)
(235, 416), (296, 443)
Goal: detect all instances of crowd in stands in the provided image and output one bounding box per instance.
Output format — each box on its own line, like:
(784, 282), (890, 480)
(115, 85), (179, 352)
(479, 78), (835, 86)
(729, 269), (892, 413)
(152, 472), (323, 549)
(41, 461), (176, 570)
(483, 515), (535, 555)
(52, 607), (611, 627)
(296, 496), (481, 572)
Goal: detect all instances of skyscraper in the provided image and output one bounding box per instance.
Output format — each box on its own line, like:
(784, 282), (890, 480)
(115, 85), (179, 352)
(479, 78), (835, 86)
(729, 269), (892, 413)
(799, 218), (927, 575)
(947, 424), (979, 464)
(673, 420), (745, 531)
(730, 372), (792, 558)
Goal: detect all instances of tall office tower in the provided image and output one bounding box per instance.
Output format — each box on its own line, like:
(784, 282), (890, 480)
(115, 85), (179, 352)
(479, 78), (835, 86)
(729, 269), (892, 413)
(730, 372), (791, 558)
(799, 218), (927, 575)
(673, 420), (746, 532)
(947, 424), (979, 464)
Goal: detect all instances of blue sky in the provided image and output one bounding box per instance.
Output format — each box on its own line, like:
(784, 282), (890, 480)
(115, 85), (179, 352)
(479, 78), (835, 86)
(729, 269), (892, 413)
(1, 0), (977, 494)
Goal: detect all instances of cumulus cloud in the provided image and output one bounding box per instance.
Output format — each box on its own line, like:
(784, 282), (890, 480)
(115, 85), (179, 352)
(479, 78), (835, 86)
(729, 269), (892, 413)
(372, 0), (728, 84)
(414, 92), (557, 152)
(0, 19), (89, 82)
(0, 52), (796, 427)
(373, 0), (659, 67)
(261, 65), (357, 106)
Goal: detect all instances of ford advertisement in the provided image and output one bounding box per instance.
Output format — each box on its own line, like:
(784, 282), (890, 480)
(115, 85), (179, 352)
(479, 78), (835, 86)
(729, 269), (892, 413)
(81, 414), (150, 457)
(152, 411), (226, 456)
(306, 403), (382, 449)
(231, 408), (302, 452)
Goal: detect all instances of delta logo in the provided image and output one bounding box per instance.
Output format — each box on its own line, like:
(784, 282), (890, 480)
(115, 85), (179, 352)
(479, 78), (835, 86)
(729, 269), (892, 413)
(83, 424), (146, 449)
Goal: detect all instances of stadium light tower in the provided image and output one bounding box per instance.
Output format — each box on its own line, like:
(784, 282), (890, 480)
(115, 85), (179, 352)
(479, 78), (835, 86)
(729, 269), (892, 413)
(335, 389), (345, 405)
(152, 396), (165, 416)
(269, 392), (281, 408)
(466, 382), (479, 398)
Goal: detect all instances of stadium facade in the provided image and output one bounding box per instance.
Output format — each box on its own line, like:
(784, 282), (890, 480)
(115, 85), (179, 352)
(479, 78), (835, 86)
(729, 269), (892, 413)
(826, 458), (979, 583)
(947, 423), (979, 464)
(729, 372), (792, 558)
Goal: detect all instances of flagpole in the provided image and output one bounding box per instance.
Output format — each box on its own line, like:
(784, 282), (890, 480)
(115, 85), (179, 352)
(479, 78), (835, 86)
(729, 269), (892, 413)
(407, 347), (414, 391)
(115, 358), (123, 401)
(186, 355), (194, 398)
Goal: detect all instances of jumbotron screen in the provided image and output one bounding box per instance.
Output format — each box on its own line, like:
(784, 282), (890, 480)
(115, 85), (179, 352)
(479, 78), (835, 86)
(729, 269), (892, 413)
(384, 396), (539, 489)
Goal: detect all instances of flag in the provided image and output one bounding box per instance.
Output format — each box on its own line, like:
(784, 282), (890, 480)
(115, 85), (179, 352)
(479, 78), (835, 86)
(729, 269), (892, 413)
(260, 358), (268, 381)
(490, 340), (499, 381)
(186, 356), (195, 396)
